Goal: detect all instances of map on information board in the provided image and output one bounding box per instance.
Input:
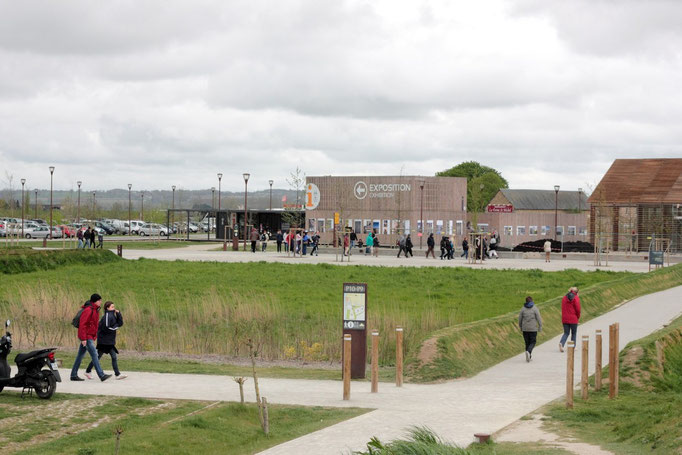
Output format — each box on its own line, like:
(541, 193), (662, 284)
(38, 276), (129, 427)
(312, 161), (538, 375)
(343, 283), (366, 330)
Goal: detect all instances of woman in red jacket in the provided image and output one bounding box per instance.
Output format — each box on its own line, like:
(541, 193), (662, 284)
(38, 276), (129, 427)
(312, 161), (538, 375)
(559, 287), (581, 352)
(70, 294), (112, 382)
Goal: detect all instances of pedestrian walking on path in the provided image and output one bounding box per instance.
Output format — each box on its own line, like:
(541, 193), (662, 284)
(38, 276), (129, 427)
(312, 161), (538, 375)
(85, 301), (127, 380)
(518, 296), (542, 362)
(559, 286), (581, 352)
(426, 233), (435, 258)
(70, 293), (111, 382)
(544, 239), (552, 262)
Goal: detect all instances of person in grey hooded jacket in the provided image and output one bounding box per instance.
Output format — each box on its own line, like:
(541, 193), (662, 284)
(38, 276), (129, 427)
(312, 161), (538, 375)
(519, 296), (542, 362)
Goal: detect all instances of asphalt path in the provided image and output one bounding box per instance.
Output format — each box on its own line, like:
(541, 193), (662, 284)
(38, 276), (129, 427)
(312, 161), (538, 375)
(57, 285), (682, 454)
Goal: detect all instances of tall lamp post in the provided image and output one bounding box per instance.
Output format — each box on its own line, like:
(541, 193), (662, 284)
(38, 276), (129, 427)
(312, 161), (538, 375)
(210, 186), (215, 238)
(243, 173), (250, 250)
(127, 184), (132, 235)
(141, 193), (144, 221)
(171, 185), (176, 231)
(418, 179), (425, 249)
(20, 179), (26, 238)
(34, 189), (38, 218)
(269, 179), (274, 211)
(554, 185), (560, 240)
(92, 191), (96, 219)
(49, 166), (55, 239)
(217, 173), (223, 212)
(77, 181), (82, 224)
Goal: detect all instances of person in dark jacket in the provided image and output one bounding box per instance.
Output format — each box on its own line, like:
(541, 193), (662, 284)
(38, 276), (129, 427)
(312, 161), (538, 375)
(85, 301), (127, 380)
(310, 232), (320, 256)
(83, 227), (91, 248)
(250, 228), (259, 253)
(89, 227), (96, 249)
(276, 230), (283, 252)
(559, 287), (581, 352)
(70, 294), (111, 382)
(461, 238), (469, 259)
(426, 233), (435, 258)
(77, 228), (84, 249)
(519, 296), (542, 362)
(440, 236), (447, 260)
(405, 234), (413, 257)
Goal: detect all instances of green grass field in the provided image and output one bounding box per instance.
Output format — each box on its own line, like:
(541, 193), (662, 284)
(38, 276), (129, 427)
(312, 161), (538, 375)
(1, 240), (191, 250)
(0, 256), (628, 371)
(0, 392), (366, 455)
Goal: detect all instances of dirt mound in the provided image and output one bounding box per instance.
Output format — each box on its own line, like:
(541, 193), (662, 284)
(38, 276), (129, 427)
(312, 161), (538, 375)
(513, 238), (594, 253)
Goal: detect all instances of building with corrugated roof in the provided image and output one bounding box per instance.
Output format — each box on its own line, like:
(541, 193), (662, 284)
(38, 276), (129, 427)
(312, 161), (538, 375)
(478, 188), (589, 249)
(587, 158), (682, 252)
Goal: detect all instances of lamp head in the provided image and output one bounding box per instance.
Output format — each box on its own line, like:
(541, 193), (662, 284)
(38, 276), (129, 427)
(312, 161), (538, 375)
(21, 178), (26, 185)
(49, 166), (55, 174)
(77, 181), (82, 187)
(554, 185), (560, 192)
(172, 185), (176, 191)
(578, 187), (582, 193)
(269, 180), (273, 186)
(243, 173), (250, 182)
(217, 173), (223, 180)
(211, 186), (215, 191)
(128, 184), (132, 190)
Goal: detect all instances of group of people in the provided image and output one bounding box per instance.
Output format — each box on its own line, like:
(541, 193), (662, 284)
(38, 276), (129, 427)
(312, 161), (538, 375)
(343, 230), (380, 257)
(249, 229), (323, 256)
(70, 293), (126, 382)
(77, 226), (103, 249)
(518, 286), (581, 362)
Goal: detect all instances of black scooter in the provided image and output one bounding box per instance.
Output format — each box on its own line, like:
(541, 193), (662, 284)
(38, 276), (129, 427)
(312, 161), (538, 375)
(0, 319), (61, 399)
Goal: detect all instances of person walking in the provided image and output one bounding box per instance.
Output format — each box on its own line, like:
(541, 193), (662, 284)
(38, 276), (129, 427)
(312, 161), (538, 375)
(310, 232), (320, 256)
(397, 234), (406, 258)
(97, 230), (104, 249)
(372, 232), (380, 257)
(461, 237), (469, 259)
(70, 294), (111, 382)
(445, 237), (454, 259)
(276, 230), (283, 252)
(350, 231), (357, 254)
(261, 231), (268, 252)
(365, 230), (374, 255)
(76, 228), (84, 249)
(83, 227), (91, 248)
(519, 296), (542, 362)
(250, 228), (259, 253)
(343, 233), (350, 256)
(426, 233), (435, 258)
(544, 239), (552, 262)
(85, 301), (127, 380)
(89, 227), (96, 249)
(405, 234), (414, 257)
(559, 287), (581, 352)
(440, 236), (447, 260)
(302, 231), (310, 255)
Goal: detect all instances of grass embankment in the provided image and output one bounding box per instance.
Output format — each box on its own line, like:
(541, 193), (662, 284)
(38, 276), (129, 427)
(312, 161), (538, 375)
(0, 260), (626, 371)
(0, 249), (120, 274)
(544, 312), (682, 454)
(3, 240), (192, 250)
(0, 392), (366, 455)
(411, 263), (682, 382)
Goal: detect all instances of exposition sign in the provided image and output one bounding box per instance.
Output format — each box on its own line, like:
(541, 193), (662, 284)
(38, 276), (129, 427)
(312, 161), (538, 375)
(343, 283), (366, 330)
(487, 204), (513, 213)
(354, 181), (412, 200)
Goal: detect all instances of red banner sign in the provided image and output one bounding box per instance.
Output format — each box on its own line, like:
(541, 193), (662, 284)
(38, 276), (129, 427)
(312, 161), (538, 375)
(487, 204), (513, 213)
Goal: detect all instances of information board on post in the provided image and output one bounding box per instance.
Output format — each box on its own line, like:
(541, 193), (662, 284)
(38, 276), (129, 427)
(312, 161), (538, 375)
(342, 283), (367, 378)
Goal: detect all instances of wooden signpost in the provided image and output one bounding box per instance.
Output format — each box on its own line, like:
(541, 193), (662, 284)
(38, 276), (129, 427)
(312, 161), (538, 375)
(566, 341), (575, 409)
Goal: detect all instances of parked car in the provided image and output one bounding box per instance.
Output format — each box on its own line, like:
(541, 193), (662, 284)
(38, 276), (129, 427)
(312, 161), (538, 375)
(129, 220), (145, 235)
(0, 220), (6, 237)
(95, 221), (115, 235)
(57, 224), (76, 238)
(24, 226), (49, 239)
(139, 223), (169, 236)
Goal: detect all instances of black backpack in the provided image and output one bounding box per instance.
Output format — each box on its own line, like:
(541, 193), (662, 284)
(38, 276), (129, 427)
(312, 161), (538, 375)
(72, 302), (92, 328)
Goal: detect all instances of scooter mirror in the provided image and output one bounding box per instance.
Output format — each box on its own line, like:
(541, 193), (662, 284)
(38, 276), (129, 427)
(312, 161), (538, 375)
(4, 320), (9, 328)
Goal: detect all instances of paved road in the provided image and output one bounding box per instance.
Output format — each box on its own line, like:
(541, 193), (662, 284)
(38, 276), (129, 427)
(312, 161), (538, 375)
(117, 243), (654, 272)
(57, 285), (682, 454)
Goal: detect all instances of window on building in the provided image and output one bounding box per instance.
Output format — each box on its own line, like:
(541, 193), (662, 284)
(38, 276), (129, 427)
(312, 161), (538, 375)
(417, 220), (423, 233)
(326, 219), (334, 232)
(382, 219), (390, 234)
(541, 225), (550, 236)
(556, 226), (564, 236)
(427, 220), (434, 233)
(317, 219), (325, 233)
(404, 220), (411, 234)
(456, 220), (463, 235)
(373, 220), (380, 232)
(354, 220), (362, 234)
(529, 226), (538, 235)
(504, 226), (512, 236)
(308, 218), (316, 231)
(568, 226), (576, 235)
(436, 220), (443, 234)
(391, 220), (398, 234)
(448, 220), (453, 235)
(579, 227), (587, 236)
(478, 223), (488, 232)
(363, 219), (372, 233)
(517, 226), (526, 236)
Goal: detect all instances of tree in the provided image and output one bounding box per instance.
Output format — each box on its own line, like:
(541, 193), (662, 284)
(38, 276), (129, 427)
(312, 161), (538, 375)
(281, 167), (305, 229)
(436, 161), (509, 213)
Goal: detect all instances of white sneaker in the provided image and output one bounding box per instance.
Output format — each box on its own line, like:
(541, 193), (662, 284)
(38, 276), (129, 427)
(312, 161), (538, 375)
(116, 375), (128, 380)
(559, 343), (564, 353)
(84, 373), (93, 380)
(525, 351), (530, 362)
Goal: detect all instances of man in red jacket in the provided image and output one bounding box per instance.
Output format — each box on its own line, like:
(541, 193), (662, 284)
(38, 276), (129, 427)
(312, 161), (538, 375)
(559, 287), (581, 352)
(70, 293), (111, 381)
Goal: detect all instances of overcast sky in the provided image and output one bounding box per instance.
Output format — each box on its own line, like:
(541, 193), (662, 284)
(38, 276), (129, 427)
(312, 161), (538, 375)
(1, 0), (680, 194)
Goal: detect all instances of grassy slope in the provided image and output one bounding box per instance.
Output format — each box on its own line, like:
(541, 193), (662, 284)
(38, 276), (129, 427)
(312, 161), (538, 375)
(0, 392), (366, 455)
(0, 260), (627, 366)
(412, 263), (682, 382)
(0, 249), (120, 274)
(544, 312), (682, 454)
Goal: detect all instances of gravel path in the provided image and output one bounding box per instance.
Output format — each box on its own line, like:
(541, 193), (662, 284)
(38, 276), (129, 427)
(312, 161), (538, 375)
(57, 285), (682, 454)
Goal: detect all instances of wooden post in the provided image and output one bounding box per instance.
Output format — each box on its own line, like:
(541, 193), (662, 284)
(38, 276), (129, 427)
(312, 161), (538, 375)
(371, 330), (379, 393)
(261, 397), (269, 435)
(614, 323), (619, 397)
(581, 335), (589, 400)
(609, 323), (619, 399)
(595, 330), (602, 391)
(395, 327), (403, 387)
(566, 341), (575, 409)
(343, 334), (351, 400)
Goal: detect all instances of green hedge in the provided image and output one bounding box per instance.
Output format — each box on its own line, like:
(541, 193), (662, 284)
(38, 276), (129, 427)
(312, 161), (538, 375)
(409, 263), (682, 382)
(0, 249), (121, 274)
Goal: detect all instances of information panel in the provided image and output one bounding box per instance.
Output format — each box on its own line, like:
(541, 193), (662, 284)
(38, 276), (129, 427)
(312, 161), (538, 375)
(343, 283), (367, 330)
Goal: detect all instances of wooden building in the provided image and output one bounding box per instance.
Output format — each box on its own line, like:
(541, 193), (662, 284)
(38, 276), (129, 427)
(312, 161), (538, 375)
(587, 159), (682, 252)
(478, 189), (589, 249)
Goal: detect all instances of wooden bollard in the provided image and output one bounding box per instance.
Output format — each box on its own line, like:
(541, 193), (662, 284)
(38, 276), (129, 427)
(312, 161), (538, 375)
(343, 334), (352, 400)
(609, 323), (620, 399)
(595, 330), (602, 391)
(581, 335), (589, 400)
(371, 330), (379, 393)
(395, 327), (403, 387)
(566, 341), (575, 409)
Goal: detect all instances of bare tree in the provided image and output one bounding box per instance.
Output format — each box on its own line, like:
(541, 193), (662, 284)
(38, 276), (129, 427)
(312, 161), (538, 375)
(282, 167), (305, 229)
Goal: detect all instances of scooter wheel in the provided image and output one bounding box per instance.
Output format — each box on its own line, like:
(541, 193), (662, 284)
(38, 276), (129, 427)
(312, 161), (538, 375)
(34, 370), (56, 399)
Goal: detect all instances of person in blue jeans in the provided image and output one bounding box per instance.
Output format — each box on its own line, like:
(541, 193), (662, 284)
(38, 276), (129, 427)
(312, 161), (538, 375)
(559, 287), (581, 352)
(70, 294), (111, 382)
(85, 301), (127, 380)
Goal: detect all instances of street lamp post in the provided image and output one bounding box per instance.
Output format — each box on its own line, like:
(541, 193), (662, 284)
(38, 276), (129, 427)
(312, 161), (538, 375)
(77, 181), (82, 224)
(141, 193), (144, 221)
(217, 173), (223, 212)
(127, 184), (132, 235)
(554, 185), (560, 240)
(210, 187), (215, 238)
(419, 179), (425, 249)
(92, 191), (96, 219)
(34, 189), (38, 218)
(269, 180), (274, 211)
(49, 166), (55, 239)
(20, 179), (26, 238)
(243, 173), (250, 251)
